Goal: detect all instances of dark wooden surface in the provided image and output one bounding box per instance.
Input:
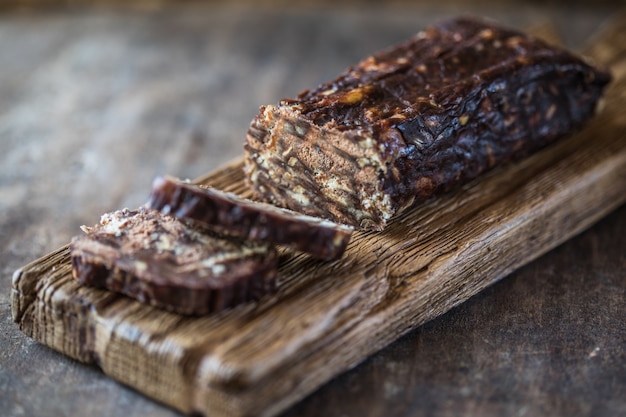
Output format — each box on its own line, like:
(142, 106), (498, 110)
(1, 3), (624, 417)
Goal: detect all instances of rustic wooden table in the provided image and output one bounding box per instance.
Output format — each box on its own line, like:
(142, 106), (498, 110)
(1, 3), (624, 417)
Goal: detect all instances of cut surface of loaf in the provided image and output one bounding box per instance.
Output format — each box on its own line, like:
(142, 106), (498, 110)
(147, 176), (353, 261)
(70, 207), (278, 315)
(244, 16), (611, 231)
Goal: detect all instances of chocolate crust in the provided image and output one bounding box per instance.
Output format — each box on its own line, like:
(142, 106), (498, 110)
(70, 207), (278, 315)
(147, 176), (353, 261)
(244, 16), (612, 231)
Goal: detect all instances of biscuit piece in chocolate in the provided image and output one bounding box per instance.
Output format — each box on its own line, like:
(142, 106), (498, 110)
(70, 207), (278, 315)
(147, 176), (353, 261)
(244, 16), (611, 231)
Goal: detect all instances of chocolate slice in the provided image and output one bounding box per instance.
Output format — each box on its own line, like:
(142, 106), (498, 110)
(147, 176), (353, 261)
(70, 207), (278, 315)
(244, 16), (611, 231)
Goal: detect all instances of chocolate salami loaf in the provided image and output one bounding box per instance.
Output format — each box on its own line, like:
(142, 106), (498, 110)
(71, 207), (278, 315)
(245, 16), (611, 231)
(147, 176), (353, 261)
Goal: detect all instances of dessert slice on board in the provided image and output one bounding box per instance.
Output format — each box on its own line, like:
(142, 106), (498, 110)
(148, 176), (353, 261)
(71, 207), (278, 315)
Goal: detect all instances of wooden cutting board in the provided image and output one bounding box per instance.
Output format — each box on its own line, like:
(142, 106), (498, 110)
(11, 16), (626, 417)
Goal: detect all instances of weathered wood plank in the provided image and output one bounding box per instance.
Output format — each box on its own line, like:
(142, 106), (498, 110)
(11, 15), (626, 417)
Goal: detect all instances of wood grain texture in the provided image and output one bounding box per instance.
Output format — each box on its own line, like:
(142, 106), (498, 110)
(10, 14), (626, 417)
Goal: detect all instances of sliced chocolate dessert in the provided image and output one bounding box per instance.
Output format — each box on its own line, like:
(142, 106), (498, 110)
(71, 207), (278, 315)
(147, 176), (353, 261)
